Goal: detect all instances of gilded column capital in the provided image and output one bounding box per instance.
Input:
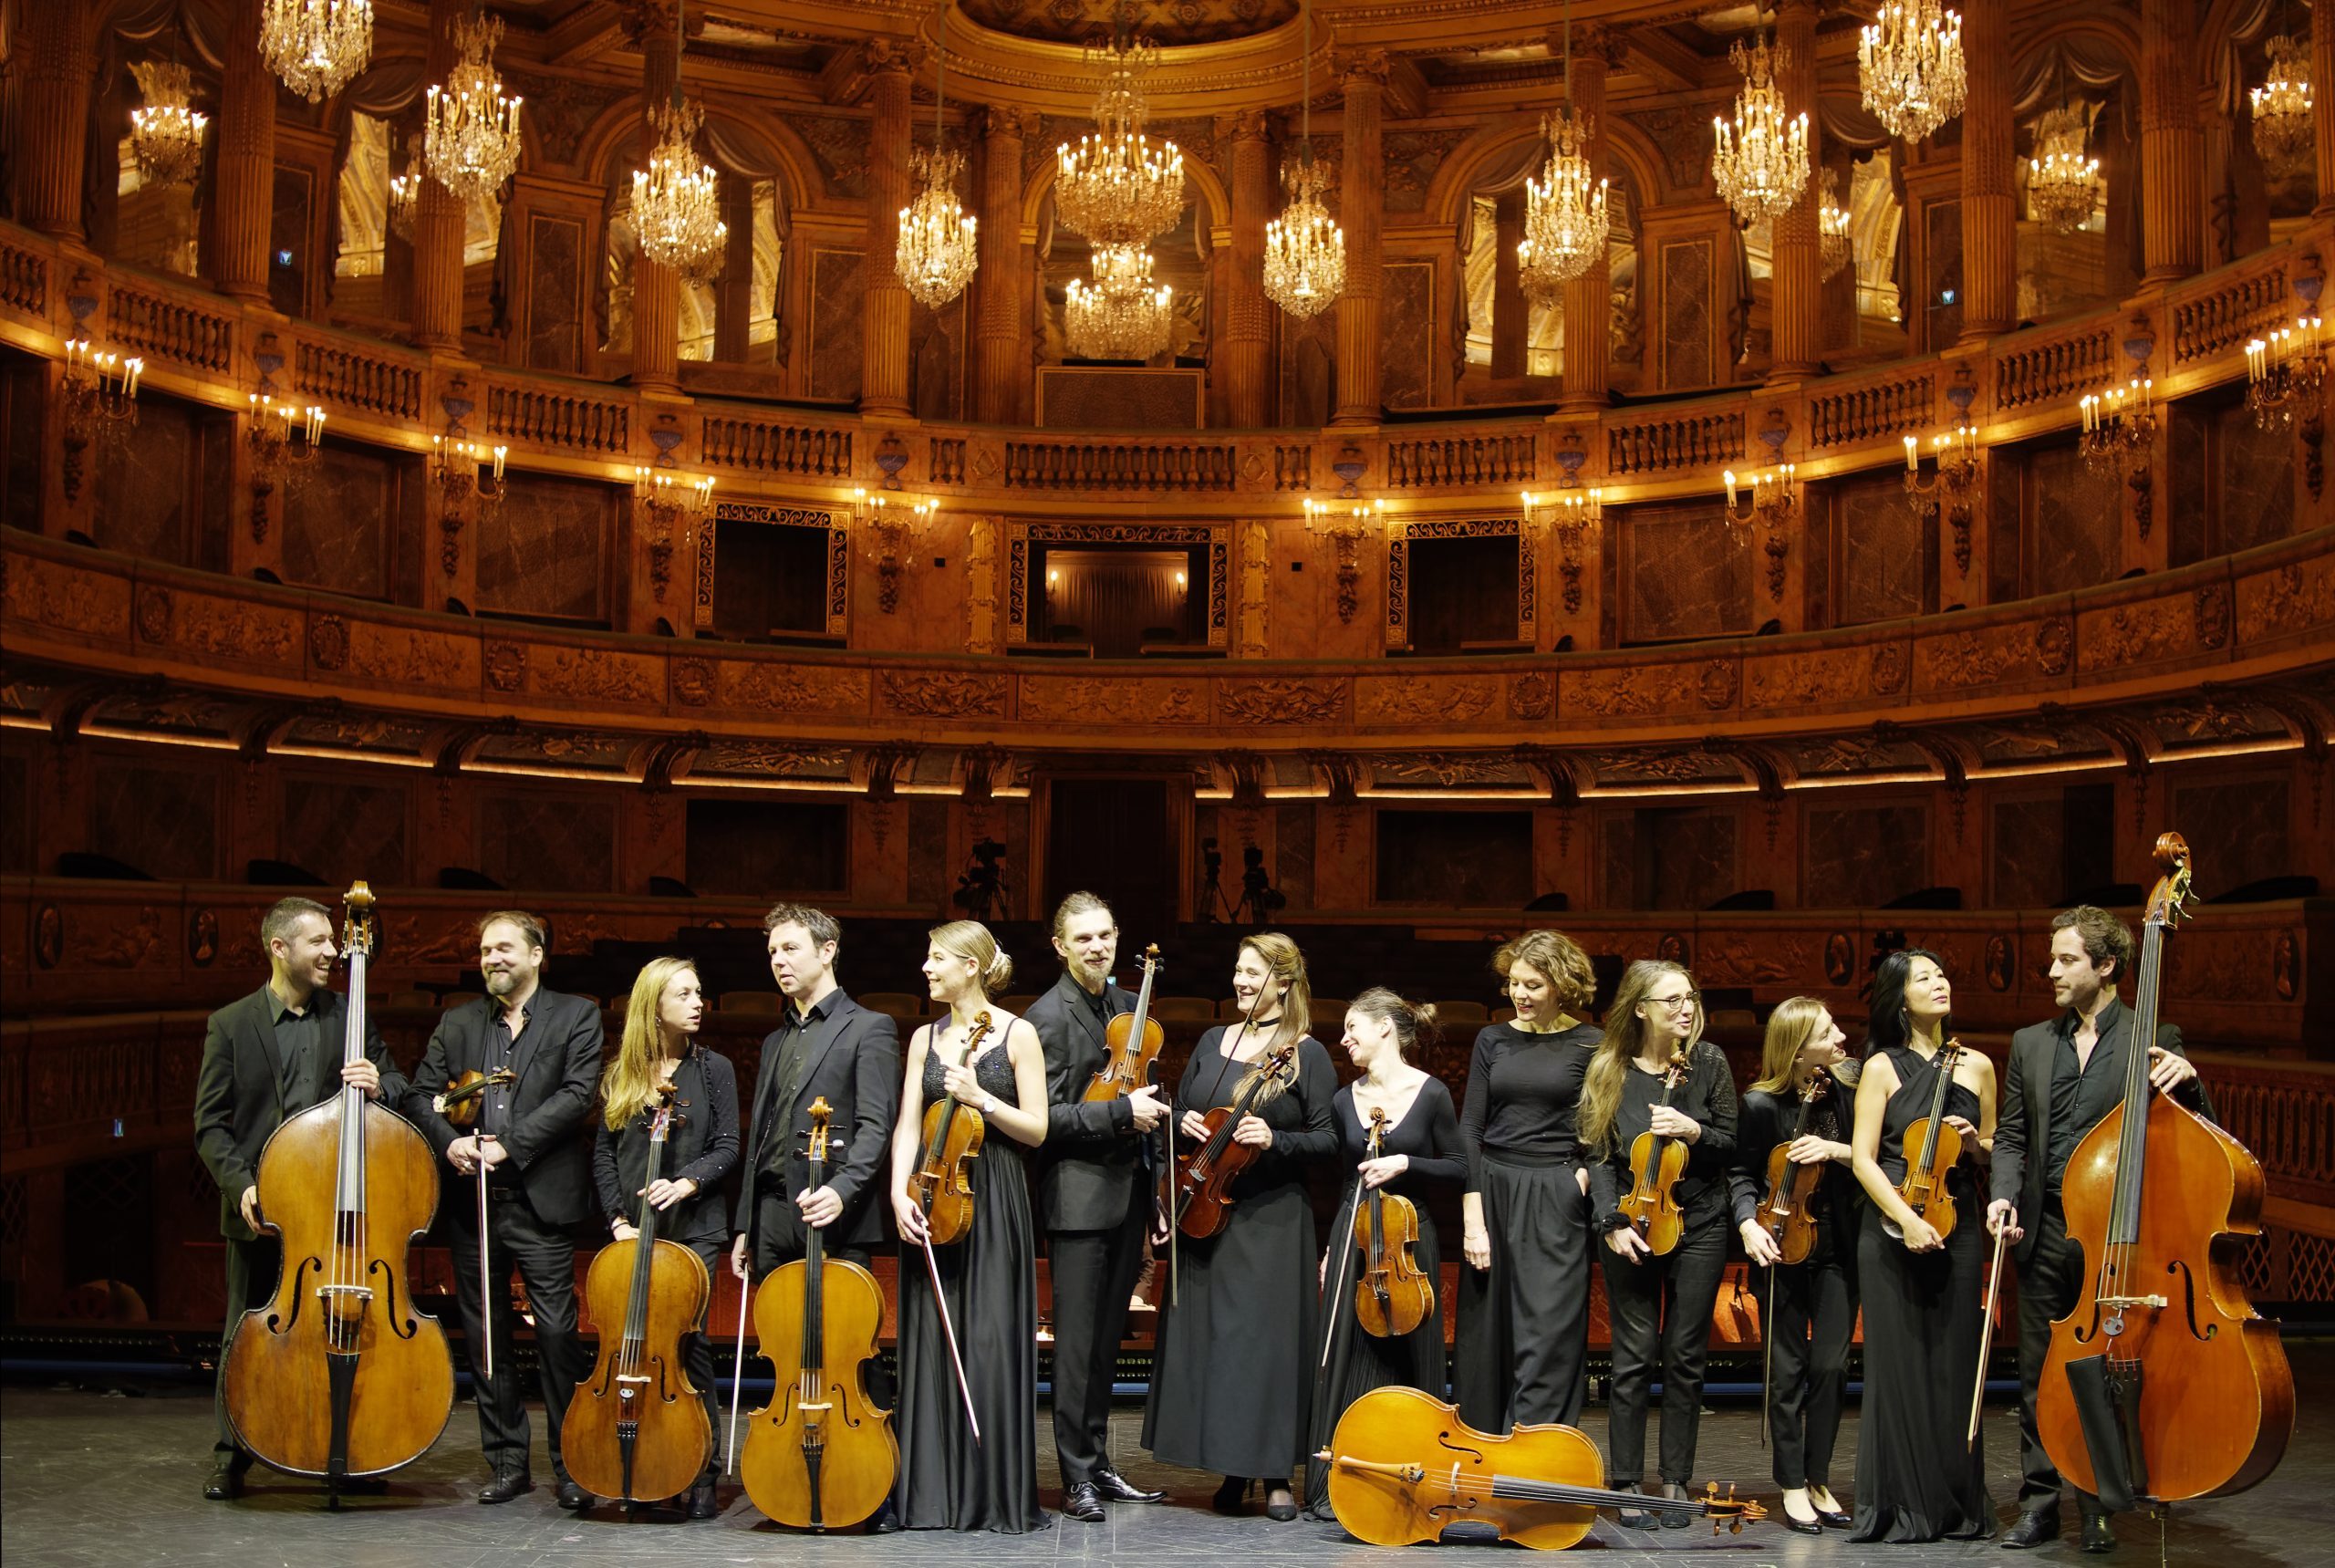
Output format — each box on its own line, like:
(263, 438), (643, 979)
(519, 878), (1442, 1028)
(1336, 49), (1393, 88)
(864, 36), (923, 80)
(1216, 109), (1272, 144)
(979, 104), (1039, 143)
(616, 0), (680, 45)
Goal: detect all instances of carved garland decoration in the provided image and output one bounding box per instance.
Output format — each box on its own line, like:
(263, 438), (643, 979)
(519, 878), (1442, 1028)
(1384, 516), (1536, 653)
(1004, 521), (1230, 647)
(698, 503), (851, 636)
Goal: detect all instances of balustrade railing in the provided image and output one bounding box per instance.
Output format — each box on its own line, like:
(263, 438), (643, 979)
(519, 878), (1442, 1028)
(1385, 431), (1537, 488)
(700, 412), (853, 478)
(1002, 438), (1238, 491)
(1810, 369), (1935, 448)
(1606, 408), (1744, 475)
(1273, 442), (1313, 491)
(1995, 321), (2116, 409)
(0, 234), (47, 317)
(294, 337), (423, 421)
(2173, 258), (2293, 365)
(929, 435), (967, 485)
(106, 281), (234, 374)
(485, 379), (629, 454)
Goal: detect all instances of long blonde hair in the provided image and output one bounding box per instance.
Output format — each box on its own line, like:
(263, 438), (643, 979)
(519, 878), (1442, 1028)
(1752, 996), (1831, 1095)
(602, 957), (698, 1131)
(928, 919), (1014, 1002)
(1230, 932), (1313, 1106)
(1577, 959), (1702, 1160)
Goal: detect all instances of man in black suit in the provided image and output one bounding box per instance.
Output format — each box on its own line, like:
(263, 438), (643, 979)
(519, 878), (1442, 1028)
(1989, 905), (2210, 1556)
(193, 895), (405, 1501)
(405, 910), (604, 1509)
(1025, 892), (1168, 1521)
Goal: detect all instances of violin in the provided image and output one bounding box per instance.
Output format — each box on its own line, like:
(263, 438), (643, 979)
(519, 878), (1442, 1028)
(908, 1012), (995, 1247)
(1353, 1107), (1434, 1339)
(431, 1066), (515, 1127)
(2036, 833), (2292, 1505)
(741, 1097), (896, 1531)
(1317, 1386), (1764, 1548)
(1615, 1044), (1691, 1255)
(563, 1079), (712, 1508)
(1756, 1070), (1832, 1267)
(221, 883), (454, 1501)
(1173, 1040), (1300, 1240)
(1084, 944), (1163, 1103)
(1884, 1038), (1967, 1242)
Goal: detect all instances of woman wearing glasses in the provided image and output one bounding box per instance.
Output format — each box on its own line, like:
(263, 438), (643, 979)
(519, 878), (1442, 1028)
(1579, 960), (1739, 1530)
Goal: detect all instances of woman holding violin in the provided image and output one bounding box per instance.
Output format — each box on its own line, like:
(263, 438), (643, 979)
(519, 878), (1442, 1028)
(1144, 933), (1338, 1522)
(586, 958), (738, 1519)
(1847, 949), (1998, 1543)
(887, 920), (1052, 1532)
(1302, 990), (1466, 1521)
(1728, 997), (1856, 1534)
(1580, 960), (1738, 1529)
(1455, 929), (1602, 1436)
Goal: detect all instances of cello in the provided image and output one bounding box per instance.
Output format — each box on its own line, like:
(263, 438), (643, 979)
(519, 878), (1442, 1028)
(563, 1080), (712, 1509)
(1353, 1107), (1434, 1339)
(2035, 834), (2292, 1506)
(1882, 1038), (1967, 1242)
(1173, 1039), (1300, 1240)
(1754, 1069), (1832, 1266)
(221, 883), (454, 1501)
(1614, 1044), (1690, 1255)
(741, 1097), (897, 1530)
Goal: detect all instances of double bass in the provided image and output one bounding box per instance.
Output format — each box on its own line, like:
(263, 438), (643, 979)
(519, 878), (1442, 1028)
(1754, 1069), (1832, 1266)
(2035, 834), (2292, 1506)
(741, 1097), (896, 1530)
(1353, 1107), (1434, 1339)
(563, 1081), (712, 1509)
(222, 883), (454, 1501)
(1614, 1044), (1690, 1254)
(1883, 1038), (1967, 1242)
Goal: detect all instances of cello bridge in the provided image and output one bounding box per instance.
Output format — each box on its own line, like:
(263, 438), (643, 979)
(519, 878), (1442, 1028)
(617, 1374), (651, 1388)
(314, 1284), (375, 1303)
(2097, 1293), (2168, 1310)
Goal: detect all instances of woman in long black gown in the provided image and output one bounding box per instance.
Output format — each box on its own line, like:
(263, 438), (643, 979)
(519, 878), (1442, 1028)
(1849, 949), (1998, 1543)
(1454, 930), (1602, 1434)
(1144, 932), (1338, 1521)
(1302, 989), (1467, 1520)
(888, 920), (1053, 1532)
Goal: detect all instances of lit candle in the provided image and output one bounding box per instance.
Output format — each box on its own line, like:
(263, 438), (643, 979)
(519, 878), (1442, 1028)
(307, 407), (324, 441)
(491, 445), (507, 483)
(124, 358), (141, 400)
(1904, 434), (1918, 472)
(1724, 469), (1738, 509)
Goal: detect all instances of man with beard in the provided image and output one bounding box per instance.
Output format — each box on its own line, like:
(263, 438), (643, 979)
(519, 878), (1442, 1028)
(195, 897), (405, 1501)
(407, 911), (605, 1508)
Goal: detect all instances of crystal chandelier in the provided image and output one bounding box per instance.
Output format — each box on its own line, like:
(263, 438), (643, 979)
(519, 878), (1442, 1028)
(1819, 168), (1852, 279)
(1065, 243), (1174, 360)
(389, 134), (421, 243)
(2027, 102), (2101, 234)
(633, 98), (726, 279)
(425, 10), (523, 206)
(130, 60), (207, 187)
(2252, 33), (2314, 167)
(261, 0), (374, 104)
(897, 4), (977, 308)
(1055, 25), (1185, 246)
(1712, 30), (1809, 226)
(1264, 0), (1344, 318)
(1519, 0), (1607, 300)
(1859, 2), (1965, 143)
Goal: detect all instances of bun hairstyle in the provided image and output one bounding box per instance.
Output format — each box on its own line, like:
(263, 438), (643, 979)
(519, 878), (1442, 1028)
(1348, 987), (1440, 1062)
(929, 919), (1014, 994)
(1493, 929), (1597, 1014)
(1863, 947), (1949, 1059)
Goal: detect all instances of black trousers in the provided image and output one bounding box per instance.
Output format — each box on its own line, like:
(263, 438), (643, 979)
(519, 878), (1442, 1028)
(1751, 1243), (1856, 1491)
(750, 1184), (896, 1414)
(2016, 1198), (2102, 1515)
(1046, 1186), (1150, 1486)
(213, 1232), (280, 1464)
(450, 1186), (587, 1482)
(1600, 1214), (1728, 1489)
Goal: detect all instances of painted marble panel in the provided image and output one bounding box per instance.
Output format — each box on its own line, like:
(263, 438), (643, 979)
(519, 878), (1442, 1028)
(90, 762), (218, 880)
(908, 798), (952, 913)
(1641, 806), (1738, 911)
(2171, 777), (2291, 901)
(528, 213), (585, 374)
(1989, 795), (2066, 909)
(1835, 471), (1927, 626)
(1804, 802), (1929, 908)
(477, 472), (607, 620)
(2218, 402), (2295, 554)
(0, 751), (27, 876)
(1275, 802), (1315, 913)
(281, 444), (393, 599)
(1660, 239), (1712, 390)
(810, 249), (865, 403)
(910, 293), (966, 422)
(1279, 304), (1337, 428)
(1924, 198), (1963, 347)
(2028, 441), (2121, 595)
(685, 799), (847, 897)
(1382, 263), (1434, 411)
(1624, 504), (1750, 641)
(94, 397), (194, 566)
(2169, 403), (2211, 568)
(474, 791), (617, 893)
(280, 777), (409, 889)
(1374, 810), (1533, 909)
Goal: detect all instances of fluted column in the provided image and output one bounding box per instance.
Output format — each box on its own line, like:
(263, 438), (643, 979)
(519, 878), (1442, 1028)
(16, 5), (96, 239)
(1769, 0), (1823, 375)
(1218, 110), (1274, 428)
(1957, 0), (2016, 339)
(1559, 30), (1618, 411)
(2140, 0), (2203, 283)
(975, 106), (1033, 424)
(1333, 53), (1388, 426)
(2316, 0), (2335, 217)
(861, 41), (916, 418)
(713, 173), (755, 362)
(631, 10), (684, 391)
(1491, 192), (1526, 379)
(411, 0), (466, 350)
(210, 1), (279, 304)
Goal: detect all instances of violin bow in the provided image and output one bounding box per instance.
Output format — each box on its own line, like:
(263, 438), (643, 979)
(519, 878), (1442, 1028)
(1969, 1220), (2010, 1448)
(477, 1143), (493, 1380)
(724, 1252), (750, 1474)
(918, 1231), (981, 1444)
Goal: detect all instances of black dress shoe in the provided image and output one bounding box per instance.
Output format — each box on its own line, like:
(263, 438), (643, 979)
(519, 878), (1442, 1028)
(1615, 1491), (1656, 1531)
(2000, 1507), (2061, 1549)
(1265, 1490), (1299, 1522)
(1095, 1468), (1166, 1504)
(1659, 1483), (1695, 1529)
(478, 1472), (532, 1505)
(2081, 1512), (2117, 1554)
(203, 1459), (244, 1501)
(868, 1498), (902, 1533)
(1818, 1509), (1854, 1529)
(687, 1481), (720, 1520)
(1063, 1482), (1107, 1522)
(1784, 1514), (1826, 1536)
(1212, 1476), (1252, 1515)
(556, 1480), (591, 1511)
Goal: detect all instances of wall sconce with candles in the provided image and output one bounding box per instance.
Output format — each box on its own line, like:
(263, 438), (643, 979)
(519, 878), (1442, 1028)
(1520, 486), (1601, 614)
(633, 465), (715, 603)
(2078, 376), (2156, 537)
(244, 396), (326, 544)
(1904, 423), (1979, 576)
(431, 379), (506, 579)
(1303, 496), (1378, 624)
(1722, 463), (1796, 601)
(2247, 272), (2328, 495)
(57, 337), (142, 506)
(853, 487), (936, 614)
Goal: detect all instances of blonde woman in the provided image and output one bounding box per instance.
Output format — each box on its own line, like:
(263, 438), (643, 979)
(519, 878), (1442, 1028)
(1728, 998), (1855, 1533)
(588, 958), (738, 1518)
(1142, 933), (1338, 1522)
(888, 920), (1052, 1532)
(1580, 960), (1738, 1530)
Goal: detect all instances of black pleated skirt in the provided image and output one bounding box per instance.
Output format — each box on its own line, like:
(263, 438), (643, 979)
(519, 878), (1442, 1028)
(1454, 1158), (1590, 1432)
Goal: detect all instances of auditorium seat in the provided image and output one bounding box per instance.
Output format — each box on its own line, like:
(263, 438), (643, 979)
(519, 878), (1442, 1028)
(858, 991), (928, 1022)
(1308, 998), (1349, 1023)
(443, 991), (484, 1007)
(998, 992), (1040, 1014)
(384, 990), (434, 1009)
(1491, 1006), (1515, 1024)
(1433, 1000), (1490, 1023)
(721, 992), (783, 1014)
(1153, 996), (1219, 1022)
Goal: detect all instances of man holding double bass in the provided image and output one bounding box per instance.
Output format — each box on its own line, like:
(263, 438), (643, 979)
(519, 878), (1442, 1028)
(1988, 905), (2209, 1556)
(1025, 891), (1168, 1522)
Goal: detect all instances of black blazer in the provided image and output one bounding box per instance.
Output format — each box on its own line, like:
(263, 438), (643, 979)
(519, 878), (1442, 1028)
(591, 1045), (740, 1244)
(193, 984), (407, 1241)
(1991, 995), (2209, 1266)
(739, 991), (901, 1251)
(1026, 971), (1145, 1232)
(404, 986), (606, 1227)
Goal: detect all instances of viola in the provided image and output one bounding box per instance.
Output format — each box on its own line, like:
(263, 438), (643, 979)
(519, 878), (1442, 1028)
(742, 1096), (896, 1531)
(1756, 1071), (1832, 1267)
(222, 883), (454, 1501)
(1884, 1039), (1967, 1242)
(1353, 1106), (1434, 1339)
(1317, 1386), (1764, 1549)
(1084, 944), (1164, 1103)
(2036, 833), (2292, 1505)
(563, 1080), (712, 1508)
(908, 1012), (995, 1247)
(1173, 1039), (1300, 1240)
(1615, 1044), (1691, 1255)
(431, 1066), (515, 1127)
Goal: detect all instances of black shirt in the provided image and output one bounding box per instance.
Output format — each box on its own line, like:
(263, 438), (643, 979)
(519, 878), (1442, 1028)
(475, 990), (536, 1143)
(1457, 1021), (1598, 1189)
(760, 987), (841, 1184)
(266, 985), (326, 1104)
(2045, 996), (2139, 1191)
(1588, 1043), (1740, 1231)
(1728, 1080), (1849, 1231)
